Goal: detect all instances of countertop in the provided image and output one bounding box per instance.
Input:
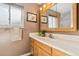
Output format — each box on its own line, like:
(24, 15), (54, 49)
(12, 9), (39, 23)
(29, 33), (79, 56)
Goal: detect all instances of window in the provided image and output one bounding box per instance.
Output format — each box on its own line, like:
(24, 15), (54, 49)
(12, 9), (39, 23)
(0, 3), (24, 28)
(48, 16), (58, 28)
(0, 3), (24, 42)
(10, 5), (23, 27)
(0, 4), (9, 26)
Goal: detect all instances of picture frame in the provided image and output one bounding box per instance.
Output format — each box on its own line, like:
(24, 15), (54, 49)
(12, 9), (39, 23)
(41, 16), (48, 24)
(27, 12), (37, 23)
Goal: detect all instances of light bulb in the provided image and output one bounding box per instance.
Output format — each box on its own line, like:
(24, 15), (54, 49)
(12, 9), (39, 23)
(40, 7), (42, 10)
(43, 4), (46, 8)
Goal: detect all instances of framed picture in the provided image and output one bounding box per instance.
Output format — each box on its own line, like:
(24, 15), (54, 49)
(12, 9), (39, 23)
(41, 16), (48, 24)
(27, 12), (37, 23)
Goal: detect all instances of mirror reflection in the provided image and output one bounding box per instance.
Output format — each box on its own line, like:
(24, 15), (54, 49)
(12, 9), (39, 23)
(40, 3), (74, 29)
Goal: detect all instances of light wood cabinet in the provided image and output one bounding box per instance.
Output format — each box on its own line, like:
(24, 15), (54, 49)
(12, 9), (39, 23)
(30, 38), (51, 56)
(30, 38), (68, 56)
(35, 40), (52, 55)
(30, 39), (34, 55)
(38, 48), (50, 56)
(52, 48), (65, 56)
(33, 45), (39, 56)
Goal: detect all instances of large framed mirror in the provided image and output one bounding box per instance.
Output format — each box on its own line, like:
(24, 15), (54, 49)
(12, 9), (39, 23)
(40, 3), (77, 31)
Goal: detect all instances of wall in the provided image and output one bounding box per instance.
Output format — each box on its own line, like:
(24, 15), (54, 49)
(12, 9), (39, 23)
(40, 3), (79, 36)
(0, 3), (39, 56)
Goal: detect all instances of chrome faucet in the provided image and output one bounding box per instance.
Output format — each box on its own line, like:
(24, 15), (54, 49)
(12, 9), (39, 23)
(48, 33), (53, 38)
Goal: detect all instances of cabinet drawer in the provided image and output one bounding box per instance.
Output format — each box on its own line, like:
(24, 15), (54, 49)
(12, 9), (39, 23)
(34, 40), (52, 55)
(52, 48), (65, 56)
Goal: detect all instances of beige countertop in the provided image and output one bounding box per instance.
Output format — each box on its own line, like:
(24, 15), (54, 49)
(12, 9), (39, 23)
(29, 33), (79, 56)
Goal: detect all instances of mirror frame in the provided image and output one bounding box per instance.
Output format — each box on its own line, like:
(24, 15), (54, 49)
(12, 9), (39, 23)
(40, 3), (77, 32)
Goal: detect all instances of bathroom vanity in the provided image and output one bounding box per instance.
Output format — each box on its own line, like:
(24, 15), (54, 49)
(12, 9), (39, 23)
(29, 3), (79, 56)
(29, 33), (79, 56)
(30, 38), (66, 56)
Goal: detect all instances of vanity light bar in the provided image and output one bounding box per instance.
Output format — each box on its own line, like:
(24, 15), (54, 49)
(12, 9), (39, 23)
(40, 3), (56, 14)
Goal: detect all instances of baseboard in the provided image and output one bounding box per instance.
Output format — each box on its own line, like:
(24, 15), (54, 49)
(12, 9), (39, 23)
(21, 52), (32, 56)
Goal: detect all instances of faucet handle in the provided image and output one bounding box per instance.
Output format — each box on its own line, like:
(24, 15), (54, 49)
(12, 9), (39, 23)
(49, 33), (53, 38)
(46, 33), (54, 38)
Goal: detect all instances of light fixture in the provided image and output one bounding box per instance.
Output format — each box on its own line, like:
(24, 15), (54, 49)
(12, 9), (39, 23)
(40, 7), (42, 10)
(43, 4), (46, 8)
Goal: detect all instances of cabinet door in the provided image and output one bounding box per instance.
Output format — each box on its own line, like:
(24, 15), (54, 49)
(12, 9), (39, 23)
(30, 39), (34, 55)
(30, 39), (39, 56)
(38, 48), (50, 56)
(35, 40), (52, 55)
(52, 48), (65, 56)
(33, 45), (39, 56)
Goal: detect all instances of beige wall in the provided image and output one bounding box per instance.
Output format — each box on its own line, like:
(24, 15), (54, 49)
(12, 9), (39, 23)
(0, 3), (39, 56)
